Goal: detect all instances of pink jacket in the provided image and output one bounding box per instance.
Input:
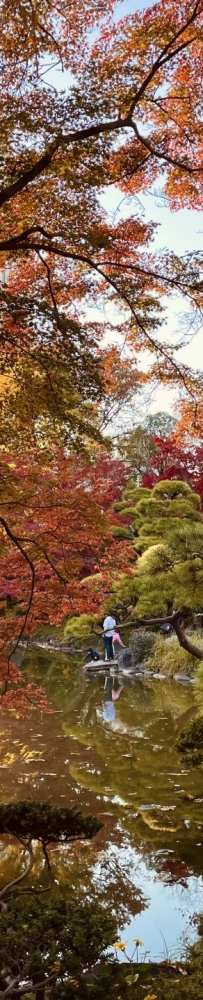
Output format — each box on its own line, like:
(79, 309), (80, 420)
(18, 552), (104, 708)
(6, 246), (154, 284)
(112, 631), (125, 647)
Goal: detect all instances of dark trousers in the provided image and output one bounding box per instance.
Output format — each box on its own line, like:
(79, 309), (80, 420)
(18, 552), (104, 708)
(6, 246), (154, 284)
(104, 635), (113, 660)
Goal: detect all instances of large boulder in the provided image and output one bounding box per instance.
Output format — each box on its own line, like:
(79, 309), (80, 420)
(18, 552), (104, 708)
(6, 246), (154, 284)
(129, 628), (156, 662)
(117, 649), (134, 672)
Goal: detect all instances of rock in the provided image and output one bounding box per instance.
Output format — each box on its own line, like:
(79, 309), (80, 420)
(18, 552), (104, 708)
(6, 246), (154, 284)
(174, 672), (192, 684)
(152, 673), (167, 680)
(117, 649), (134, 671)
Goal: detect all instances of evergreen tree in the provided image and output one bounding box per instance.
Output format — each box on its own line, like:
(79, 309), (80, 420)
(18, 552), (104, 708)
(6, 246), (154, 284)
(112, 480), (203, 621)
(135, 480), (203, 618)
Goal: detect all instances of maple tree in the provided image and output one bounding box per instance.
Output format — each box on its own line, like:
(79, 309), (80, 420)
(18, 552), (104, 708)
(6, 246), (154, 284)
(1, 0), (203, 699)
(139, 432), (203, 510)
(0, 448), (109, 707)
(1, 0), (203, 398)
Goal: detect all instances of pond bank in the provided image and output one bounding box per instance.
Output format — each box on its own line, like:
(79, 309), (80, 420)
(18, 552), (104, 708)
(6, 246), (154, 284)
(18, 637), (197, 685)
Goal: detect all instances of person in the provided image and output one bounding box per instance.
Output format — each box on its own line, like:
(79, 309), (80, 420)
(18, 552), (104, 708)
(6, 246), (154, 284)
(102, 613), (116, 661)
(160, 623), (173, 636)
(112, 629), (125, 656)
(84, 648), (101, 662)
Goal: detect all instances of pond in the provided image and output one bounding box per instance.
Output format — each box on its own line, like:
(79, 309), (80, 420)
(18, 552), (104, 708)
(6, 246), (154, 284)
(1, 649), (203, 963)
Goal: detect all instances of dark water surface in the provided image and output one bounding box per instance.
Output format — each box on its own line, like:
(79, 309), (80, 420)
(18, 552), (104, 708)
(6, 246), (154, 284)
(1, 650), (203, 962)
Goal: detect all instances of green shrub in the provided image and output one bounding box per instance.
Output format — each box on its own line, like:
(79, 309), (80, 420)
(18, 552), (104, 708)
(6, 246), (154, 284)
(0, 896), (117, 999)
(147, 633), (202, 676)
(112, 526), (131, 538)
(0, 800), (101, 845)
(64, 614), (99, 639)
(129, 629), (156, 662)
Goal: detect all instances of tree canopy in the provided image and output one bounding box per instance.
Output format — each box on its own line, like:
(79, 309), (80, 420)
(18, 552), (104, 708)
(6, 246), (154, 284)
(1, 0), (203, 699)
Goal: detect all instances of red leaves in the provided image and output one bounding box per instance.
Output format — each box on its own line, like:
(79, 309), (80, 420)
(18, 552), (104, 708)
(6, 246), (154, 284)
(141, 433), (203, 510)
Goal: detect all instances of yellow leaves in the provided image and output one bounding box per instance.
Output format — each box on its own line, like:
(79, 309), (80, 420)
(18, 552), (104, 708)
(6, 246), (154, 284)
(1, 751), (16, 767)
(134, 938), (144, 947)
(0, 375), (19, 399)
(143, 995), (157, 1000)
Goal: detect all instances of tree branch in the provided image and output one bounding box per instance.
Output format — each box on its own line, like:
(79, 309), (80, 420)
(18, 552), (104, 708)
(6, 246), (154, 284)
(0, 0), (202, 216)
(0, 973), (58, 998)
(83, 611), (203, 661)
(0, 119), (125, 208)
(130, 119), (202, 176)
(0, 517), (35, 689)
(0, 840), (34, 900)
(128, 0), (202, 117)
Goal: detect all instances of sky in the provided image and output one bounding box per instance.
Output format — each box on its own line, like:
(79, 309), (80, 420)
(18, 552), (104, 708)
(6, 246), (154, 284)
(47, 0), (203, 420)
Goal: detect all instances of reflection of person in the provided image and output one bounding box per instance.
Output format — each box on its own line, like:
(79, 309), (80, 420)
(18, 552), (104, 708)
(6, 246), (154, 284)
(103, 614), (116, 661)
(102, 676), (123, 722)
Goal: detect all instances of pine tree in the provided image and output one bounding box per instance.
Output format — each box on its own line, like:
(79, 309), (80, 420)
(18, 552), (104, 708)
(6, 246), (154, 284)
(133, 480), (203, 619)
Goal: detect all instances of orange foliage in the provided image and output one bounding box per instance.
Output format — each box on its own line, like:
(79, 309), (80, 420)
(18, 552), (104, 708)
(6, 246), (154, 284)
(1, 0), (203, 708)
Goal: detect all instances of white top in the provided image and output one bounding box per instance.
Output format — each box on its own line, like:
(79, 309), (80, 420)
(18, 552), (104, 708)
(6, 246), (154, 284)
(103, 616), (116, 637)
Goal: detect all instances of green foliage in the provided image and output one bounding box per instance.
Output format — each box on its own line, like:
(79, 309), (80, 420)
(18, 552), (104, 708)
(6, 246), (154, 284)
(118, 426), (156, 480)
(144, 971), (203, 1000)
(64, 614), (100, 639)
(0, 800), (101, 844)
(117, 506), (137, 516)
(110, 570), (138, 610)
(144, 411), (176, 439)
(51, 962), (120, 1000)
(133, 480), (203, 618)
(147, 634), (202, 676)
(112, 525), (132, 538)
(129, 629), (156, 662)
(123, 486), (151, 503)
(113, 501), (127, 511)
(0, 895), (117, 996)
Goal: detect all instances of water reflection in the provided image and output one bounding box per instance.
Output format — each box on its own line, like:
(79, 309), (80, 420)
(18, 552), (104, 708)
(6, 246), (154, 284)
(0, 650), (203, 960)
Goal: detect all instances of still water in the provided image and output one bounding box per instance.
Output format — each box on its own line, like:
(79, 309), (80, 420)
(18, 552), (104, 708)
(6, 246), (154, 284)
(0, 650), (203, 962)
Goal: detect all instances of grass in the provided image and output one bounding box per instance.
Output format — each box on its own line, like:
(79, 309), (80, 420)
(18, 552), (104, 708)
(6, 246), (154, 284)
(147, 632), (203, 677)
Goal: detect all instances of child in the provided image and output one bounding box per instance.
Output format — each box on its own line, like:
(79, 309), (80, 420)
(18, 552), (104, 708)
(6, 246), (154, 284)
(84, 648), (100, 662)
(113, 630), (125, 646)
(112, 629), (125, 658)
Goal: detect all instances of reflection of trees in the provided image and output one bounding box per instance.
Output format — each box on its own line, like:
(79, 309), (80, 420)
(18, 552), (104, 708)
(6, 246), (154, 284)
(87, 841), (147, 923)
(156, 857), (193, 888)
(4, 648), (203, 926)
